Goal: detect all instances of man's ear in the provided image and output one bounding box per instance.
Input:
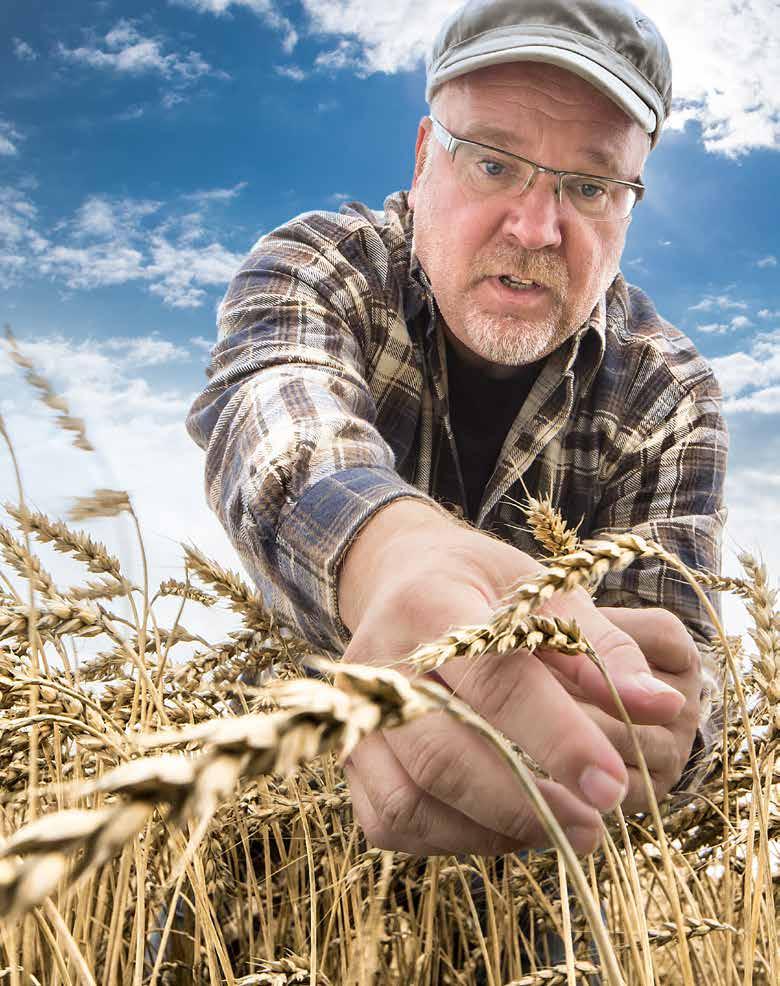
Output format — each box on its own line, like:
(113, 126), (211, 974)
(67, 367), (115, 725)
(408, 116), (432, 210)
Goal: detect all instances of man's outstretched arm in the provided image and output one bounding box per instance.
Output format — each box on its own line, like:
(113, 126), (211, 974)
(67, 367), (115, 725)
(336, 498), (695, 855)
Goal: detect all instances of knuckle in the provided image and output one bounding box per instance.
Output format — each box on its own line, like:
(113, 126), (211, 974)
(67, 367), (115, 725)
(653, 608), (693, 655)
(405, 727), (467, 805)
(376, 780), (431, 843)
(468, 654), (526, 723)
(590, 623), (641, 663)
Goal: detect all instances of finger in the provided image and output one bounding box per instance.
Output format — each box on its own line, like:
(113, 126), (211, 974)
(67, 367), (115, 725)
(532, 590), (688, 724)
(597, 607), (699, 676)
(581, 704), (676, 774)
(351, 725), (603, 856)
(345, 759), (448, 856)
(387, 654), (626, 820)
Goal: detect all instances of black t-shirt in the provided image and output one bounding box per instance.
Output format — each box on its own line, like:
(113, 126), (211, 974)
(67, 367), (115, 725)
(443, 332), (542, 522)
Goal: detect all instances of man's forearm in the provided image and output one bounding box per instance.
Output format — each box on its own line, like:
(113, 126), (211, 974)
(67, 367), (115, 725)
(337, 498), (457, 633)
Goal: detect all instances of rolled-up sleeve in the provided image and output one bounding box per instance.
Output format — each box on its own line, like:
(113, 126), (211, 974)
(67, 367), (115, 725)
(185, 213), (433, 653)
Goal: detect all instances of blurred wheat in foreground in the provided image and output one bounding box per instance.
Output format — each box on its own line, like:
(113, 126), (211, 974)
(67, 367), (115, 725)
(0, 327), (777, 986)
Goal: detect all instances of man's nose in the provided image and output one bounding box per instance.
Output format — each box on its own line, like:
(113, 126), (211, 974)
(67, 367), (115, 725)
(500, 173), (564, 252)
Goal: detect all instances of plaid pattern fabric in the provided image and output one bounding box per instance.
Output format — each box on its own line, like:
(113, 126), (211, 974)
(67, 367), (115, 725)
(186, 189), (728, 787)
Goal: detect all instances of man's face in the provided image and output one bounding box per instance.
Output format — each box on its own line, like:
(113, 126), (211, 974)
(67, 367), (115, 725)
(408, 62), (651, 378)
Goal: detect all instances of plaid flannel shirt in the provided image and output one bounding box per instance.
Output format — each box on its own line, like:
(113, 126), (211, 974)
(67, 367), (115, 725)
(186, 189), (729, 789)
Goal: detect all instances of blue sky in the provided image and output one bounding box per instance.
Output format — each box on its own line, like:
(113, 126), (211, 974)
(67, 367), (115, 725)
(1, 0), (778, 642)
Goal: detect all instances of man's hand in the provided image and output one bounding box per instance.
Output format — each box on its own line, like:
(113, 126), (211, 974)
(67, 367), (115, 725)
(547, 607), (703, 812)
(337, 500), (689, 857)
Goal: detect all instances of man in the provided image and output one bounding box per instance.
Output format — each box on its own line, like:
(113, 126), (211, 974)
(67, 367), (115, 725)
(186, 0), (727, 860)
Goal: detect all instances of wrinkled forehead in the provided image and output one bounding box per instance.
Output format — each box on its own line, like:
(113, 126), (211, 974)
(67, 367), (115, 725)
(432, 62), (651, 170)
(434, 61), (633, 126)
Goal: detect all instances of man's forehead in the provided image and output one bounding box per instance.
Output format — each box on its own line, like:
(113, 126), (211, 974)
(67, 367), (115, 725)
(434, 63), (648, 176)
(461, 121), (627, 176)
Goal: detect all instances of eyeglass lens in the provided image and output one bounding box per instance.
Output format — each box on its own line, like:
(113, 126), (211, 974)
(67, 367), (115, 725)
(452, 142), (637, 220)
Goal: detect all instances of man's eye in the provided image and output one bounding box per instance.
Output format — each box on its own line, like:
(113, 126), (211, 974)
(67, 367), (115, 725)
(576, 182), (607, 199)
(478, 159), (505, 177)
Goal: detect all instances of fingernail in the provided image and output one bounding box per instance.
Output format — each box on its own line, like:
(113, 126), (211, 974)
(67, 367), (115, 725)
(637, 673), (685, 703)
(579, 766), (627, 812)
(565, 825), (602, 855)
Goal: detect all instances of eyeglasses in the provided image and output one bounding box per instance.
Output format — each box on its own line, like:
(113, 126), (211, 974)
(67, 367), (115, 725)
(429, 115), (645, 223)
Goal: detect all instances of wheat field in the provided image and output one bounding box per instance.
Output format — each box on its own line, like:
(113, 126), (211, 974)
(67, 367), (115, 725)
(0, 324), (777, 986)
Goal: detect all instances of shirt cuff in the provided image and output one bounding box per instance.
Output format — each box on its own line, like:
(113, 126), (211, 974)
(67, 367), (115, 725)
(274, 466), (439, 653)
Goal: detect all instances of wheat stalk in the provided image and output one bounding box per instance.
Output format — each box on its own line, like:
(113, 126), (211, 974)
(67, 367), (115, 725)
(5, 503), (123, 579)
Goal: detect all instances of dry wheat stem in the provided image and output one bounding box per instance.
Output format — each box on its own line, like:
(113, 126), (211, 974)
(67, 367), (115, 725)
(3, 326), (94, 453)
(4, 504), (122, 579)
(501, 962), (600, 985)
(0, 662), (441, 920)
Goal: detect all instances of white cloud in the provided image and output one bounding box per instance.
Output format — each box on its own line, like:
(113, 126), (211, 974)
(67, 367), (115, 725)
(757, 255), (777, 268)
(183, 182), (248, 204)
(102, 333), (192, 367)
(39, 242), (148, 290)
(71, 195), (163, 239)
(12, 38), (37, 61)
(0, 120), (23, 157)
(701, 314), (753, 334)
(189, 335), (215, 352)
(645, 0), (780, 156)
(275, 64), (307, 81)
(314, 40), (364, 73)
(170, 0), (298, 53)
(711, 329), (780, 406)
(758, 309), (780, 319)
(0, 185), (245, 308)
(720, 466), (780, 637)
(57, 19), (224, 85)
(658, 240), (673, 247)
(689, 294), (749, 313)
(116, 105), (145, 121)
(0, 333), (240, 658)
(0, 186), (50, 287)
(274, 0), (779, 157)
(723, 386), (780, 415)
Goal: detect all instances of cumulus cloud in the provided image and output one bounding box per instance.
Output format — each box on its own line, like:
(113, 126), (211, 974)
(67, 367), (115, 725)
(0, 186), (50, 287)
(278, 0), (779, 157)
(102, 333), (192, 367)
(757, 255), (777, 268)
(0, 185), (245, 307)
(0, 332), (240, 656)
(12, 38), (38, 61)
(183, 182), (248, 204)
(690, 294), (750, 313)
(274, 64), (307, 81)
(0, 120), (23, 157)
(57, 18), (225, 88)
(170, 0), (298, 53)
(645, 0), (780, 157)
(145, 235), (245, 307)
(710, 329), (780, 413)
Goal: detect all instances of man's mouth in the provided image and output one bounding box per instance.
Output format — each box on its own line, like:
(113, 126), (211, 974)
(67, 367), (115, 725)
(497, 274), (546, 292)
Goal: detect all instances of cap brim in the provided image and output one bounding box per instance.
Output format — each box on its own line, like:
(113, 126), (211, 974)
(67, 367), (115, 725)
(427, 44), (657, 136)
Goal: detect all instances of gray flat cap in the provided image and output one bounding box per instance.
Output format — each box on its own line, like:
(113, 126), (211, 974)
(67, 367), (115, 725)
(426, 0), (672, 148)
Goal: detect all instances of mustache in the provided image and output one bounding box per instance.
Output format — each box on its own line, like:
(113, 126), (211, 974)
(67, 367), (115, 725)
(478, 255), (566, 290)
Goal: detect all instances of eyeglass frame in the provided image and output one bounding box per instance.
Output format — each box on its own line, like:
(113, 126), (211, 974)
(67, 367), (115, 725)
(428, 114), (646, 222)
